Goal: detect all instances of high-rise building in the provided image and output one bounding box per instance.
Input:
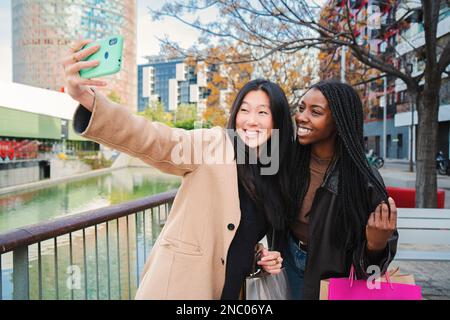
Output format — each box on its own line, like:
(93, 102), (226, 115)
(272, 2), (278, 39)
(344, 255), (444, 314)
(138, 56), (209, 114)
(12, 0), (137, 110)
(319, 0), (450, 160)
(393, 0), (450, 159)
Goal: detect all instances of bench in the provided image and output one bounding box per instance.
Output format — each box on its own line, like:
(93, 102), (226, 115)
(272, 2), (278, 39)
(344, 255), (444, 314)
(395, 208), (450, 261)
(387, 186), (445, 209)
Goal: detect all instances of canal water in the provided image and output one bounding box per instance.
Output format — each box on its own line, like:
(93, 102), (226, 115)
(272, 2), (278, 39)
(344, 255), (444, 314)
(0, 167), (180, 233)
(0, 167), (181, 300)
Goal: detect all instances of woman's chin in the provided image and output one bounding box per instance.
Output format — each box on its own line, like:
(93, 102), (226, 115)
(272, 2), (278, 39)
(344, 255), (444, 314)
(297, 136), (312, 145)
(243, 140), (261, 149)
(240, 135), (269, 149)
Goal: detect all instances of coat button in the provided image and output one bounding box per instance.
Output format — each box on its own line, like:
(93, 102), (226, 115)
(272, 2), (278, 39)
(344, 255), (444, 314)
(227, 223), (235, 231)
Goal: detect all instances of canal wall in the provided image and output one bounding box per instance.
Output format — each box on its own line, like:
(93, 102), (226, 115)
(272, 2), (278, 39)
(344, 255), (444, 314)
(0, 160), (40, 188)
(112, 153), (148, 168)
(0, 158), (93, 189)
(0, 153), (149, 196)
(50, 158), (92, 179)
(0, 164), (128, 196)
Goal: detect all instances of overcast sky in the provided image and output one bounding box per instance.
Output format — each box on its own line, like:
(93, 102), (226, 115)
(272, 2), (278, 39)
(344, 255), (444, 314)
(0, 1), (11, 82)
(0, 0), (214, 83)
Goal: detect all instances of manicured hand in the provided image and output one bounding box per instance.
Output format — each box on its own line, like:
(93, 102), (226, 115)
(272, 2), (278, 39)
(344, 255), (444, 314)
(61, 39), (108, 111)
(365, 197), (397, 252)
(256, 247), (283, 275)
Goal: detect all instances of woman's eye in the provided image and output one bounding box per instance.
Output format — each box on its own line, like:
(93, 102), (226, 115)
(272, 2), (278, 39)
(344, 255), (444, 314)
(259, 111), (269, 115)
(240, 108), (248, 113)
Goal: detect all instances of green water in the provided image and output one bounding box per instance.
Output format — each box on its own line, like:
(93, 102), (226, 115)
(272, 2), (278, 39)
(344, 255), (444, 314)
(0, 167), (180, 233)
(0, 167), (180, 300)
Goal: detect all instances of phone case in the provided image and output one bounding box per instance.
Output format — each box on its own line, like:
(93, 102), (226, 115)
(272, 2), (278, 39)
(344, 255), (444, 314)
(79, 35), (123, 79)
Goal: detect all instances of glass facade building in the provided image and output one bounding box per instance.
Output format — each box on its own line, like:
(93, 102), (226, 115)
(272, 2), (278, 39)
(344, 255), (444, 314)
(138, 59), (181, 112)
(138, 57), (207, 113)
(12, 0), (137, 110)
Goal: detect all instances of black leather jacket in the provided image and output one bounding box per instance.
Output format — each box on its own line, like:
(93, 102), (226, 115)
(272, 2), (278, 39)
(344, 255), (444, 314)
(273, 160), (399, 300)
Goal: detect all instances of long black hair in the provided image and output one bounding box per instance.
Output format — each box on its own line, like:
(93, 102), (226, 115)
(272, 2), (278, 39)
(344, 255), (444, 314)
(290, 79), (388, 250)
(227, 79), (295, 231)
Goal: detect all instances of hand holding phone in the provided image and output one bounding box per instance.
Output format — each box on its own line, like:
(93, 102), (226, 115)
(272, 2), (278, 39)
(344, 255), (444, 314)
(79, 35), (123, 79)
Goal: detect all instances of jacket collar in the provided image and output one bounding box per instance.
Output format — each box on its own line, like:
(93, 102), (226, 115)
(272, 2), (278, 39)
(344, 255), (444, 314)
(320, 157), (339, 195)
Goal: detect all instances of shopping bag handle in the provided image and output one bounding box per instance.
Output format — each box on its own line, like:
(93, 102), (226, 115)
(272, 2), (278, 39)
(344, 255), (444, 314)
(248, 249), (264, 277)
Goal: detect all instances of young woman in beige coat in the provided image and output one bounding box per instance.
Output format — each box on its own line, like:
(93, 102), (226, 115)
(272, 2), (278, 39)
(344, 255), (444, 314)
(62, 40), (296, 299)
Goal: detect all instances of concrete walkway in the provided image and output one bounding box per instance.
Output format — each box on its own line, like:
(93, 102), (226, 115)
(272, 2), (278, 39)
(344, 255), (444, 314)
(380, 168), (450, 190)
(379, 164), (450, 299)
(390, 257), (450, 300)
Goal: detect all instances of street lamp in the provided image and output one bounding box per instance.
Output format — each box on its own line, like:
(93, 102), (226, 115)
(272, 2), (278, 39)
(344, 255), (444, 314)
(407, 63), (414, 172)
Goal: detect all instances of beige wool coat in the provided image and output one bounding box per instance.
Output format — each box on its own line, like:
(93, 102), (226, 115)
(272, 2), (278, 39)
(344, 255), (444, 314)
(73, 92), (246, 299)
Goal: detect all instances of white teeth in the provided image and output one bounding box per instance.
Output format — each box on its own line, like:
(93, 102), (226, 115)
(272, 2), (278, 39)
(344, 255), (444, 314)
(245, 130), (258, 137)
(298, 127), (312, 135)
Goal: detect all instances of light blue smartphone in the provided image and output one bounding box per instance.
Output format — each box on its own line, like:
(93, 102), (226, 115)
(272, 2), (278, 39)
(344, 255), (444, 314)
(79, 35), (123, 79)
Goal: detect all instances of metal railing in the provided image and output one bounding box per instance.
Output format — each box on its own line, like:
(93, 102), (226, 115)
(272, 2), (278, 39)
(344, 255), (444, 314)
(0, 189), (177, 300)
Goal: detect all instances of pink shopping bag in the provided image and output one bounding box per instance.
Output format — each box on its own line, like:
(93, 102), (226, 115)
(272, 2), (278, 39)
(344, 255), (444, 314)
(324, 266), (422, 300)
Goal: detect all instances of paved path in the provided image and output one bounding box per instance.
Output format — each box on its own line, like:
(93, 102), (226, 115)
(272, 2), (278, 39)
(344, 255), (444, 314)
(379, 162), (450, 299)
(390, 255), (450, 300)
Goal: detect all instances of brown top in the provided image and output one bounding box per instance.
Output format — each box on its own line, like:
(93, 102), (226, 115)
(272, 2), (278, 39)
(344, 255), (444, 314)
(290, 154), (332, 244)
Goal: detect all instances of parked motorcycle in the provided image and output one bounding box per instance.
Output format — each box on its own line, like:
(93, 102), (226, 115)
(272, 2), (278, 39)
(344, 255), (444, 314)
(366, 149), (384, 169)
(436, 151), (449, 175)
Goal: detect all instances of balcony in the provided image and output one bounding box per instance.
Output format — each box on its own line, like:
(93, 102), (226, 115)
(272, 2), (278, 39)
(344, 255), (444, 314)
(368, 105), (383, 120)
(0, 190), (177, 300)
(396, 11), (450, 56)
(396, 1), (422, 22)
(396, 102), (412, 113)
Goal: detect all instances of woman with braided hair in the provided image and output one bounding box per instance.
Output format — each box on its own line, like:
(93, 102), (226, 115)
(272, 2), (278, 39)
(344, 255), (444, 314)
(283, 79), (399, 300)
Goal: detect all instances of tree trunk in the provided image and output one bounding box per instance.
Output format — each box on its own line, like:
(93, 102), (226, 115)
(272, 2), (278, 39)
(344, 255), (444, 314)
(415, 82), (441, 207)
(414, 0), (443, 208)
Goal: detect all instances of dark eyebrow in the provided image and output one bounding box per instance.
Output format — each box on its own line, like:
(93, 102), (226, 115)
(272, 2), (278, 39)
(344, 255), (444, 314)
(242, 101), (269, 108)
(311, 104), (326, 111)
(300, 101), (325, 111)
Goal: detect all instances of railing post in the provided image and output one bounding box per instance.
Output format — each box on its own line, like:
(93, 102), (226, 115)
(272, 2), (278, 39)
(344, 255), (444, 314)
(0, 254), (3, 300)
(13, 246), (29, 300)
(0, 189), (178, 300)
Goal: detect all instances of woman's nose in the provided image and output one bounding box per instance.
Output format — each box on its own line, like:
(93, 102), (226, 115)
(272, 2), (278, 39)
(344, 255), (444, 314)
(247, 112), (258, 125)
(294, 111), (308, 123)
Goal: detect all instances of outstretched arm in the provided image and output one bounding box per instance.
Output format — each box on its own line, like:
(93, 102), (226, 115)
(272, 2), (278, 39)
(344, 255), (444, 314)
(63, 39), (201, 176)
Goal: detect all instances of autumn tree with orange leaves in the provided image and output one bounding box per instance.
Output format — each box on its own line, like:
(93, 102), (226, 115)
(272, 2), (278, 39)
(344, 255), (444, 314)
(152, 0), (450, 207)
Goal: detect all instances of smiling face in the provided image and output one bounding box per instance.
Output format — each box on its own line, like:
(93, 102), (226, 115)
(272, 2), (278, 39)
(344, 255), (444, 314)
(235, 89), (274, 149)
(293, 88), (337, 152)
